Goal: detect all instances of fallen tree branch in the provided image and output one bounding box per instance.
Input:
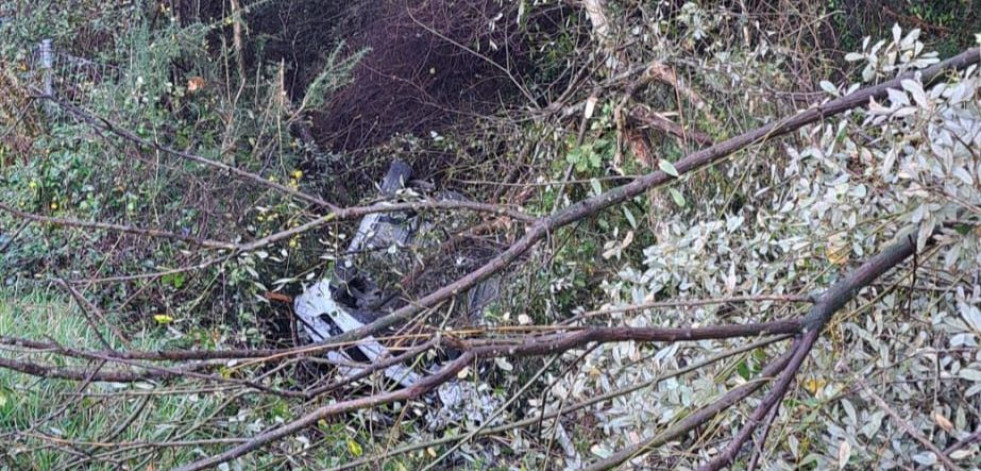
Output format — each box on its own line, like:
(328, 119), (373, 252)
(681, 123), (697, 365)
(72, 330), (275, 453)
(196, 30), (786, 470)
(629, 105), (714, 147)
(450, 319), (804, 356)
(0, 202), (238, 250)
(325, 47), (981, 347)
(0, 319), (798, 387)
(0, 318), (798, 365)
(582, 224), (945, 470)
(157, 316), (804, 468)
(0, 357), (203, 383)
(170, 351), (476, 471)
(161, 313), (808, 468)
(323, 335), (792, 471)
(696, 328), (819, 471)
(581, 338), (800, 471)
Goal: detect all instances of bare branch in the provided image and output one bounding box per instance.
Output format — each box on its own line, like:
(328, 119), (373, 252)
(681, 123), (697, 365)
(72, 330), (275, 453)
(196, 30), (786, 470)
(0, 202), (237, 250)
(55, 278), (132, 350)
(696, 328), (819, 471)
(51, 97), (340, 211)
(862, 380), (964, 471)
(170, 352), (476, 471)
(915, 427), (981, 471)
(581, 338), (800, 471)
(324, 336), (793, 471)
(452, 319), (804, 357)
(323, 47), (981, 347)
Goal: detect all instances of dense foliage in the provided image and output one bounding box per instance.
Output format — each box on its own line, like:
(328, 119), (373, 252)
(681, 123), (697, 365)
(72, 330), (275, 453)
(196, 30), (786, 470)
(1, 1), (979, 470)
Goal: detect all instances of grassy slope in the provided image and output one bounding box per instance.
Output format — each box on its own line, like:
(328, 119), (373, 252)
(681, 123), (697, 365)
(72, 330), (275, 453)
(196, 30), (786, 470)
(0, 287), (232, 470)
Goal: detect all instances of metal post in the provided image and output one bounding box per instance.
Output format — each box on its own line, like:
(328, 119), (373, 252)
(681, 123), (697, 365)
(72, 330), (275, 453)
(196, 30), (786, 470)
(39, 39), (54, 116)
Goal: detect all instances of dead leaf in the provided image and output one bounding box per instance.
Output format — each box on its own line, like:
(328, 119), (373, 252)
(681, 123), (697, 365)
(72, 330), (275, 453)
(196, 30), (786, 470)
(263, 291), (293, 304)
(837, 440), (851, 469)
(584, 95), (598, 120)
(187, 76), (205, 93)
(627, 128), (655, 168)
(934, 412), (954, 432)
(827, 233), (850, 266)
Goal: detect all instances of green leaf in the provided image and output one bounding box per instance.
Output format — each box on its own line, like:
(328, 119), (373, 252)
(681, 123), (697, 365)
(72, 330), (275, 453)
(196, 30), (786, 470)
(589, 152), (602, 169)
(737, 360), (750, 380)
(819, 80), (839, 97)
(623, 206), (637, 229)
(669, 188), (686, 207)
(162, 273), (186, 289)
(659, 160), (680, 178)
(959, 368), (981, 382)
(347, 438), (363, 457)
(589, 178), (603, 196)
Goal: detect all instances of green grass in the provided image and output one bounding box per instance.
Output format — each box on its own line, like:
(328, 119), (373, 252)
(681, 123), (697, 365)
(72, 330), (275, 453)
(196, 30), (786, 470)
(0, 287), (419, 470)
(0, 286), (238, 470)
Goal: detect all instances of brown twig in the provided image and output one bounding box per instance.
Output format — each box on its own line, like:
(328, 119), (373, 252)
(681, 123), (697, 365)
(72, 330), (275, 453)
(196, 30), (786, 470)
(629, 105), (714, 147)
(320, 47), (981, 349)
(861, 380), (964, 471)
(914, 427), (981, 471)
(0, 220), (29, 253)
(50, 97), (340, 211)
(0, 202), (237, 250)
(170, 352), (477, 471)
(581, 338), (800, 471)
(55, 278), (132, 350)
(746, 398), (782, 471)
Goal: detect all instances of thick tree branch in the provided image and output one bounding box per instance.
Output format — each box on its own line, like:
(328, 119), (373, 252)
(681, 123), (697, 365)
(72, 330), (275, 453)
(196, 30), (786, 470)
(324, 47), (981, 347)
(581, 338), (800, 471)
(452, 319), (804, 357)
(323, 336), (793, 471)
(170, 352), (476, 471)
(696, 328), (820, 471)
(586, 223), (946, 470)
